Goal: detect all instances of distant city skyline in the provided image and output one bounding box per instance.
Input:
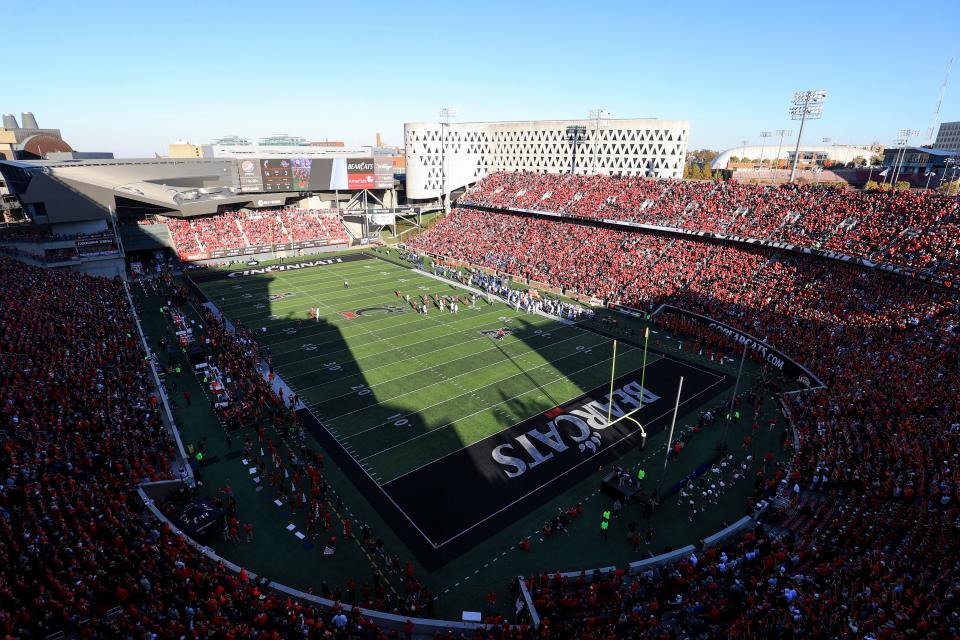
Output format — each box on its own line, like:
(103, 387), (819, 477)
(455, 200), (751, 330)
(8, 0), (959, 158)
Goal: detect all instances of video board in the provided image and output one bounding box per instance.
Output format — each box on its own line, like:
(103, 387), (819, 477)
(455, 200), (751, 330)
(291, 158), (312, 190)
(261, 159), (292, 191)
(237, 156), (394, 192)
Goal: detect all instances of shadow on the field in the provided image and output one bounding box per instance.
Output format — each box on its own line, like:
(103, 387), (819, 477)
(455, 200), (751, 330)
(489, 338), (563, 407)
(182, 256), (740, 568)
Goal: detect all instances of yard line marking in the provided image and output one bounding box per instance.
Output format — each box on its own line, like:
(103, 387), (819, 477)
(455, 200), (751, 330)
(374, 355), (667, 480)
(290, 319), (578, 393)
(331, 333), (620, 430)
(355, 352), (654, 463)
(310, 330), (598, 410)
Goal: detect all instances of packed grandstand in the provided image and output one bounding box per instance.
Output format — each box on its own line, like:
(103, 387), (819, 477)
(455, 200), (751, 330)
(152, 209), (351, 259)
(1, 171), (959, 639)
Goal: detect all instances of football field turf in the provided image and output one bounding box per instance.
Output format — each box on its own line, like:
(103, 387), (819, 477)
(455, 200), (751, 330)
(190, 252), (730, 564)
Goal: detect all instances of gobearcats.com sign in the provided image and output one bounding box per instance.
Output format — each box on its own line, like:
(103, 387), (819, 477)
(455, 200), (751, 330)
(492, 380), (660, 479)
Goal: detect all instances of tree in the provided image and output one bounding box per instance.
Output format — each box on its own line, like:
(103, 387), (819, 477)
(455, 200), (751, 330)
(864, 180), (881, 191)
(852, 156), (866, 167)
(894, 180), (912, 191)
(691, 149), (719, 165)
(938, 179), (960, 195)
(729, 156), (741, 164)
(870, 155), (884, 166)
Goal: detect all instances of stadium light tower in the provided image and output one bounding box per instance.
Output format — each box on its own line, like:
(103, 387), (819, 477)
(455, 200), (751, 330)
(589, 109), (610, 173)
(788, 89), (827, 183)
(891, 129), (919, 186)
(439, 107), (458, 213)
(885, 137), (907, 186)
(758, 131), (773, 173)
(565, 125), (587, 175)
(772, 129), (792, 182)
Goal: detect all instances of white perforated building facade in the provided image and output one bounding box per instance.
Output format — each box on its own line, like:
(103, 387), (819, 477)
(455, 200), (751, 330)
(404, 118), (689, 200)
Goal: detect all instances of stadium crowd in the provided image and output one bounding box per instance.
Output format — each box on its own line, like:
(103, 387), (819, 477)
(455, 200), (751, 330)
(410, 175), (960, 638)
(159, 210), (349, 258)
(462, 172), (960, 277)
(0, 258), (410, 639)
(2, 168), (959, 639)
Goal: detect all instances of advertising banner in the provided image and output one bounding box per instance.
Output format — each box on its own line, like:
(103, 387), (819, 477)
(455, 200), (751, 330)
(374, 158), (394, 189)
(238, 159), (263, 193)
(370, 212), (395, 226)
(656, 305), (824, 388)
(347, 157), (376, 189)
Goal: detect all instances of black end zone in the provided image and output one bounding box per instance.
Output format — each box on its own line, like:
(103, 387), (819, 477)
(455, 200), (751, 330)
(379, 356), (731, 564)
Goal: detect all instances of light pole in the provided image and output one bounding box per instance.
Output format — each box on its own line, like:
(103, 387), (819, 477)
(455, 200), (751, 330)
(885, 137), (907, 187)
(565, 125), (587, 175)
(439, 107), (458, 214)
(944, 158), (960, 195)
(789, 89), (827, 183)
(589, 109), (610, 174)
(891, 129), (919, 186)
(924, 168), (937, 190)
(773, 129), (792, 182)
(758, 131), (772, 175)
(741, 139), (749, 165)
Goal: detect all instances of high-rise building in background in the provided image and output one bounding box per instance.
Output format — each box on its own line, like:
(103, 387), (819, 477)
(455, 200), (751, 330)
(932, 121), (960, 151)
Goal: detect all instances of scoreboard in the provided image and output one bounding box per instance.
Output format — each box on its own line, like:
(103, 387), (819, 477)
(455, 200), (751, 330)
(238, 157), (393, 193)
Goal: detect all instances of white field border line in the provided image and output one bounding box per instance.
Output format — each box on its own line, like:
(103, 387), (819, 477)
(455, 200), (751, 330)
(430, 374), (730, 549)
(378, 355), (666, 484)
(324, 331), (609, 429)
(300, 403), (439, 547)
(354, 348), (651, 462)
(297, 326), (594, 400)
(327, 332), (626, 432)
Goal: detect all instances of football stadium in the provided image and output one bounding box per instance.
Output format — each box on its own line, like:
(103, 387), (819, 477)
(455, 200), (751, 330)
(2, 3), (960, 639)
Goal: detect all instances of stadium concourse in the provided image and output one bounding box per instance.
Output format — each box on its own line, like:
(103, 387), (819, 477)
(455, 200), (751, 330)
(0, 169), (957, 639)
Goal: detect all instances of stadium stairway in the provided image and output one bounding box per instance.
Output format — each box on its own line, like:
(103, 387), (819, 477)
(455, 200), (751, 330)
(235, 217), (252, 247)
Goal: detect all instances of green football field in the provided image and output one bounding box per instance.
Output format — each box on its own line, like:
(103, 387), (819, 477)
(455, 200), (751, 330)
(195, 253), (653, 485)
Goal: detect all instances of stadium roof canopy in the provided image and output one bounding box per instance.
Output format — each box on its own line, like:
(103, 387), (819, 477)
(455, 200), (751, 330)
(0, 158), (298, 223)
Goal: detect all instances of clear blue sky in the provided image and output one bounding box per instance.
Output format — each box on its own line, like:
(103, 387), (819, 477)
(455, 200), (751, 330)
(10, 0), (959, 157)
